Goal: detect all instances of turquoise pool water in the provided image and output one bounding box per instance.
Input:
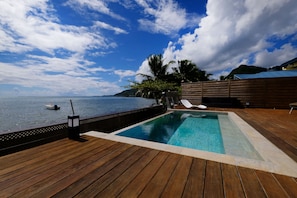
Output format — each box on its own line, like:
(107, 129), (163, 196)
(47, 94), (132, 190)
(168, 116), (224, 153)
(117, 111), (225, 154)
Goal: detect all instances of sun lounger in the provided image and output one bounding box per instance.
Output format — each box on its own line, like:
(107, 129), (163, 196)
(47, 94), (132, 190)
(181, 99), (207, 110)
(289, 102), (297, 114)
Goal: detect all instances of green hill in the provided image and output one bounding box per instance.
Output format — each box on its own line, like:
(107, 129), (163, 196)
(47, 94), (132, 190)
(225, 65), (267, 79)
(114, 89), (138, 97)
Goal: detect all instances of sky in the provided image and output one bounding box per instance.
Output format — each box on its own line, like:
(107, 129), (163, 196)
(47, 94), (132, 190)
(0, 0), (297, 97)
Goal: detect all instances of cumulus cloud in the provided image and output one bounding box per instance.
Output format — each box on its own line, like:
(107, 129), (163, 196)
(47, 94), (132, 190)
(159, 0), (297, 77)
(135, 59), (150, 82)
(0, 0), (115, 55)
(0, 0), (128, 96)
(254, 44), (297, 67)
(136, 0), (201, 36)
(0, 55), (121, 96)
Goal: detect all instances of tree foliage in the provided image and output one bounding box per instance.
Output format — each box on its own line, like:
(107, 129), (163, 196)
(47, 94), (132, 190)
(131, 79), (179, 98)
(138, 54), (175, 81)
(172, 60), (211, 84)
(130, 54), (210, 102)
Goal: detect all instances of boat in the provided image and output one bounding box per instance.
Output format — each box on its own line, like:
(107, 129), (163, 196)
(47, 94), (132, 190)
(45, 104), (60, 110)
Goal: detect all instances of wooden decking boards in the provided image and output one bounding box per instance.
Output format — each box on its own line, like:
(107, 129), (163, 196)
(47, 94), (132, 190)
(1, 108), (297, 197)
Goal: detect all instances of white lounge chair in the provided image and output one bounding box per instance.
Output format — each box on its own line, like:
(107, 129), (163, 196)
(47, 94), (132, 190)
(181, 99), (207, 110)
(289, 102), (297, 114)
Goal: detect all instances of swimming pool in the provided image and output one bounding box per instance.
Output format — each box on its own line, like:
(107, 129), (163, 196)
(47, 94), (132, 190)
(86, 110), (297, 177)
(116, 111), (262, 160)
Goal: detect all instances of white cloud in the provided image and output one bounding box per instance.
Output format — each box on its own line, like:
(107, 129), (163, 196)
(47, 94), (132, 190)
(0, 54), (122, 96)
(0, 0), (125, 96)
(0, 28), (32, 53)
(64, 0), (126, 21)
(114, 69), (136, 81)
(24, 54), (96, 76)
(254, 44), (297, 67)
(93, 21), (128, 35)
(136, 0), (200, 36)
(0, 0), (114, 55)
(135, 59), (150, 82)
(160, 0), (297, 76)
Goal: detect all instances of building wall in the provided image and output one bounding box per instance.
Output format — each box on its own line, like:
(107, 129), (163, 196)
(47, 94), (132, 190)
(181, 77), (297, 108)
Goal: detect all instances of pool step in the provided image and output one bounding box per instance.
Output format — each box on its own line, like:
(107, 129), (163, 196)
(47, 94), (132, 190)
(218, 115), (263, 160)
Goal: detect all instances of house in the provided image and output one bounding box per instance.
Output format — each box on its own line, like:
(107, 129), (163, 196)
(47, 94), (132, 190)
(234, 70), (297, 79)
(281, 57), (297, 69)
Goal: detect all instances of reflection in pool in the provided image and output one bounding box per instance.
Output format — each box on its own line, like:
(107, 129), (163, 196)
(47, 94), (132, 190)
(117, 111), (225, 154)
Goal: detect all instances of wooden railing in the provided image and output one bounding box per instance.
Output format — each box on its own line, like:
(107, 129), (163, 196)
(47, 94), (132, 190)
(0, 105), (166, 156)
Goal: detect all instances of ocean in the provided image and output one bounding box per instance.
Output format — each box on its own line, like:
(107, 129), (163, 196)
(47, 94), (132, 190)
(0, 96), (155, 134)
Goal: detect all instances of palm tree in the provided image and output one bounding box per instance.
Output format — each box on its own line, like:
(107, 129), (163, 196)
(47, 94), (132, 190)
(133, 54), (177, 104)
(139, 54), (175, 81)
(173, 60), (210, 84)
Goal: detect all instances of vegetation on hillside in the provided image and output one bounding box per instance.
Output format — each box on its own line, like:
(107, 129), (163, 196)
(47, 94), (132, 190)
(114, 89), (138, 97)
(222, 57), (297, 80)
(223, 65), (267, 80)
(281, 57), (297, 70)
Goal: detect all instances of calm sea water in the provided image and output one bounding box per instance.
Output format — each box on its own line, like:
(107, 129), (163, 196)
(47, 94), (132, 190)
(0, 96), (155, 134)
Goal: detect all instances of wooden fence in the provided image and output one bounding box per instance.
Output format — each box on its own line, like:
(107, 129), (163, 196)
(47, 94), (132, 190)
(181, 77), (297, 109)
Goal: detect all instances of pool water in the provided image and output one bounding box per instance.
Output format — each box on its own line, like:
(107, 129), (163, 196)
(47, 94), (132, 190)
(117, 111), (225, 153)
(116, 111), (262, 160)
(167, 116), (224, 154)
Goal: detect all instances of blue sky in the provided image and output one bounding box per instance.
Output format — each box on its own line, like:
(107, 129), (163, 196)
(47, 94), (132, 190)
(0, 0), (297, 97)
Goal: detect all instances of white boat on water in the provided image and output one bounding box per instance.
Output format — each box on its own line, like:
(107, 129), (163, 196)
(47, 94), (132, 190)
(45, 104), (60, 110)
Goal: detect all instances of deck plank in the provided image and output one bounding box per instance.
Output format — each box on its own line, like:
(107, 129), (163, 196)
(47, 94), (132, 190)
(51, 143), (137, 198)
(36, 143), (128, 197)
(161, 155), (193, 198)
(274, 174), (297, 198)
(138, 153), (181, 197)
(77, 146), (148, 197)
(97, 149), (160, 197)
(221, 164), (245, 197)
(0, 138), (103, 194)
(255, 170), (289, 197)
(237, 167), (267, 197)
(9, 139), (117, 197)
(0, 139), (74, 170)
(203, 161), (224, 197)
(0, 138), (99, 173)
(182, 158), (206, 198)
(117, 151), (170, 197)
(0, 139), (78, 176)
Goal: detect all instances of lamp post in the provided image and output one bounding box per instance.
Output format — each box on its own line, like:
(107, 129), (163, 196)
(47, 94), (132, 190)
(68, 100), (80, 140)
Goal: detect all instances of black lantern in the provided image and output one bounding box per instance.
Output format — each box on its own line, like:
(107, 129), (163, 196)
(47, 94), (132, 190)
(68, 115), (80, 139)
(68, 100), (80, 140)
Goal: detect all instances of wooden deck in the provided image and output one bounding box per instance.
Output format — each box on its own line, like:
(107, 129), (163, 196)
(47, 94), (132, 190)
(1, 108), (297, 197)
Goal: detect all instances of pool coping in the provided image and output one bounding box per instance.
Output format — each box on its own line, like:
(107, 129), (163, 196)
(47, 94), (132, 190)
(85, 109), (297, 177)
